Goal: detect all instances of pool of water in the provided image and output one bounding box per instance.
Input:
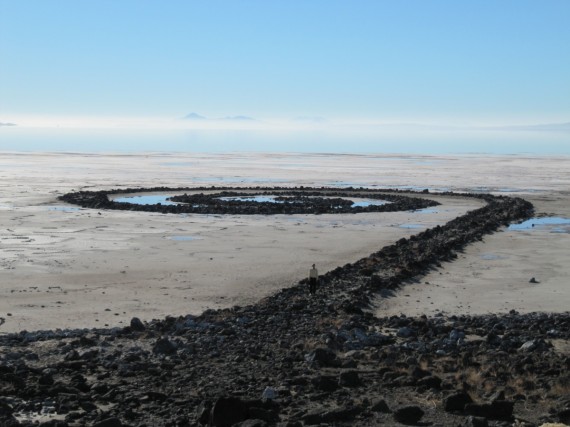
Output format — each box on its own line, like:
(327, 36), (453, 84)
(412, 208), (439, 214)
(219, 196), (282, 203)
(508, 217), (570, 231)
(220, 195), (389, 207)
(112, 193), (408, 210)
(113, 195), (180, 206)
(169, 236), (202, 241)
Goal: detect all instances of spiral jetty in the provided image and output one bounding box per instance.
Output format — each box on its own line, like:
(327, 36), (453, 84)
(0, 187), (568, 426)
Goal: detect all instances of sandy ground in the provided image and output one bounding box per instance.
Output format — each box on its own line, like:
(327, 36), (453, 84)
(0, 152), (569, 332)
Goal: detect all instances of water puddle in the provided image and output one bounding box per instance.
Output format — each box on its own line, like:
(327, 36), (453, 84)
(47, 206), (83, 212)
(113, 195), (180, 206)
(169, 236), (203, 241)
(508, 217), (570, 233)
(351, 199), (390, 207)
(412, 208), (439, 214)
(219, 196), (283, 203)
(399, 224), (425, 229)
(220, 195), (390, 207)
(480, 253), (505, 260)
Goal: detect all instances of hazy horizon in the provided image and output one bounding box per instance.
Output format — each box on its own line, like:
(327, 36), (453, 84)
(1, 1), (568, 154)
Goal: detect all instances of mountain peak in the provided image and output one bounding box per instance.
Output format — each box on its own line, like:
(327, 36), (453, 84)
(182, 112), (207, 120)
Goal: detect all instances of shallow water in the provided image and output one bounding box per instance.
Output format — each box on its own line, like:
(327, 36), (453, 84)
(480, 253), (505, 260)
(113, 195), (180, 206)
(219, 196), (282, 203)
(508, 217), (570, 231)
(47, 206), (83, 212)
(115, 193), (391, 208)
(169, 236), (202, 241)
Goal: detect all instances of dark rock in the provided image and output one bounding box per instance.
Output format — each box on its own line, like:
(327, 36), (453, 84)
(558, 407), (570, 423)
(152, 337), (177, 355)
(235, 420), (267, 427)
(393, 405), (424, 425)
(248, 407), (278, 423)
(416, 375), (442, 389)
(464, 400), (514, 421)
(302, 406), (363, 425)
(305, 347), (339, 367)
(196, 401), (212, 425)
(130, 317), (146, 331)
(462, 416), (489, 427)
(370, 399), (390, 413)
(92, 418), (122, 427)
(444, 392), (473, 412)
(311, 375), (339, 392)
(397, 327), (416, 338)
(211, 397), (247, 427)
(338, 370), (362, 387)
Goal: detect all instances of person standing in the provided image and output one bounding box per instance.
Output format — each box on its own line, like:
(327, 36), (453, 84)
(308, 264), (319, 295)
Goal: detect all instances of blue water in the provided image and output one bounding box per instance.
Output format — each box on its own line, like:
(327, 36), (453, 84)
(219, 196), (282, 203)
(508, 217), (570, 231)
(115, 194), (391, 208)
(113, 195), (180, 206)
(1, 126), (569, 155)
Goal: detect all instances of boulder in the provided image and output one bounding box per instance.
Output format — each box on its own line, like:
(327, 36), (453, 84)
(130, 317), (146, 331)
(444, 392), (473, 412)
(338, 370), (362, 387)
(393, 405), (424, 425)
(464, 400), (514, 421)
(210, 397), (248, 427)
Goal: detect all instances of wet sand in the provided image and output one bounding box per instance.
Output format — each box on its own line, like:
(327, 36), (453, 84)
(0, 152), (569, 332)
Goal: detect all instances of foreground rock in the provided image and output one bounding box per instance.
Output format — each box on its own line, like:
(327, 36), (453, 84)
(1, 188), (567, 426)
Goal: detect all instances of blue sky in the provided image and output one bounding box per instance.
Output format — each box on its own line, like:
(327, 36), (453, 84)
(1, 0), (569, 130)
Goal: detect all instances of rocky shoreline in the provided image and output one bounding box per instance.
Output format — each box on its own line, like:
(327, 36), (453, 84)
(1, 189), (569, 426)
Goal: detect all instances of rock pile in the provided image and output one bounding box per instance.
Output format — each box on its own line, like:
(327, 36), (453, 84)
(1, 188), (567, 426)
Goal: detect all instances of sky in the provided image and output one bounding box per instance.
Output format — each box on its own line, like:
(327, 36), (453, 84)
(0, 1), (569, 153)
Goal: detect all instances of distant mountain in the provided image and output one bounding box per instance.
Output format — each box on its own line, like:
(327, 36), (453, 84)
(182, 112), (207, 120)
(222, 115), (255, 121)
(0, 122), (17, 127)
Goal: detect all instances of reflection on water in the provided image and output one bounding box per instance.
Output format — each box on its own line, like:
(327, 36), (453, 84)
(113, 195), (180, 206)
(509, 217), (570, 232)
(219, 196), (282, 203)
(114, 193), (391, 208)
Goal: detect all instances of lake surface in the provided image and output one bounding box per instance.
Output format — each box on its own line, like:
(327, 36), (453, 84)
(2, 126), (569, 155)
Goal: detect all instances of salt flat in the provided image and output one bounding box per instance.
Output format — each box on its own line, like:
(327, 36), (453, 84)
(0, 152), (568, 332)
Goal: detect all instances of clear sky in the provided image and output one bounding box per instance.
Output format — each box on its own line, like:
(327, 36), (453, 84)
(0, 1), (569, 135)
